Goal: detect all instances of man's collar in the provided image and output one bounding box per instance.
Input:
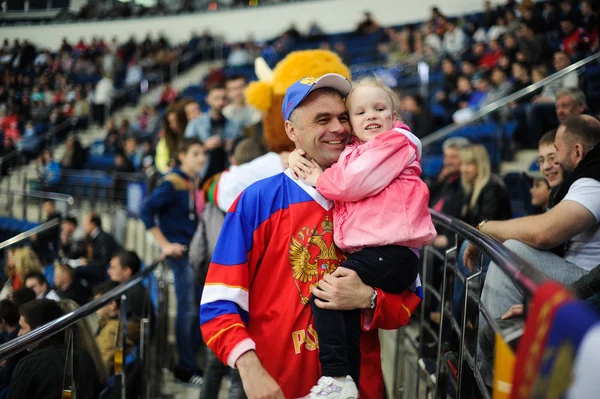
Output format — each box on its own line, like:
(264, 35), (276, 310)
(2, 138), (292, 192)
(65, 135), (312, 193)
(90, 228), (100, 239)
(284, 169), (332, 211)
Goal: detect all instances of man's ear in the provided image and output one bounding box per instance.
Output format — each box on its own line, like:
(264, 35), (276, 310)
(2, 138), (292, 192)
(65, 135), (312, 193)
(575, 143), (585, 162)
(285, 120), (298, 143)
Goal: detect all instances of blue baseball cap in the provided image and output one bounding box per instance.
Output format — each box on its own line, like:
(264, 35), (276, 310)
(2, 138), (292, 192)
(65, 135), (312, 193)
(282, 73), (352, 121)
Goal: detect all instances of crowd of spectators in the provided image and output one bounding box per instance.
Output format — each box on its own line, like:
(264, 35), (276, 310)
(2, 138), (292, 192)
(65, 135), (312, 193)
(0, 205), (152, 396)
(0, 30), (216, 179)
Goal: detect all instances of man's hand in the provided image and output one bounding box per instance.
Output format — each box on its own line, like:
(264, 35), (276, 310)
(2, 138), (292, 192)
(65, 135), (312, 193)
(288, 149), (314, 180)
(161, 242), (186, 258)
(237, 351), (285, 399)
(312, 267), (374, 310)
(501, 304), (524, 319)
(30, 233), (37, 241)
(204, 136), (223, 150)
(78, 257), (88, 266)
(463, 242), (481, 272)
(301, 160), (323, 187)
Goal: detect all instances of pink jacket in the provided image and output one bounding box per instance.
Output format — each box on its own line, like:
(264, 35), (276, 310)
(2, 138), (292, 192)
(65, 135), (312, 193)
(316, 122), (436, 253)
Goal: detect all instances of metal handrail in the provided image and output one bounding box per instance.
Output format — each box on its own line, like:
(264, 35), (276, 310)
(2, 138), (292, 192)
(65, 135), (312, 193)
(0, 188), (74, 204)
(429, 208), (548, 295)
(0, 217), (61, 251)
(422, 51), (600, 148)
(0, 255), (164, 362)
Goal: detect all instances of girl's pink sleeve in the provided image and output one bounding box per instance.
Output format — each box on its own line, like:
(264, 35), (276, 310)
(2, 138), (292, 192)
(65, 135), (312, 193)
(315, 130), (416, 202)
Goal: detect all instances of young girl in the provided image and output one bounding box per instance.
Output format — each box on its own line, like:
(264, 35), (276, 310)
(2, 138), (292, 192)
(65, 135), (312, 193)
(289, 77), (436, 398)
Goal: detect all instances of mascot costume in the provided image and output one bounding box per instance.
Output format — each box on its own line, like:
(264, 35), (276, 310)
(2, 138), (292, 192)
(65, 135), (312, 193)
(195, 50), (421, 399)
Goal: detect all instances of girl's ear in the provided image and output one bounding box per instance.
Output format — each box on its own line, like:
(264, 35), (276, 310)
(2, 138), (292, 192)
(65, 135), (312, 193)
(392, 111), (398, 121)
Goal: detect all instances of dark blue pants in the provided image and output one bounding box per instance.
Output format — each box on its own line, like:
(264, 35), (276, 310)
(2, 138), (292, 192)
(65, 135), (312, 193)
(312, 245), (420, 384)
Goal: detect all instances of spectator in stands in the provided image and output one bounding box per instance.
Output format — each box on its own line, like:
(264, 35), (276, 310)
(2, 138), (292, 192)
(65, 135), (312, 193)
(93, 281), (139, 373)
(459, 144), (512, 227)
(103, 118), (121, 154)
(59, 216), (79, 259)
(57, 300), (109, 387)
(0, 299), (19, 345)
(29, 199), (62, 264)
(61, 135), (87, 170)
(158, 83), (178, 108)
(537, 129), (564, 197)
(113, 151), (135, 173)
(480, 68), (514, 112)
(429, 137), (471, 249)
(580, 0), (598, 50)
(436, 57), (459, 112)
(355, 11), (380, 36)
(0, 300), (24, 391)
(78, 212), (121, 285)
(523, 86), (586, 148)
(422, 22), (443, 55)
(7, 299), (97, 399)
(223, 75), (262, 130)
(24, 271), (60, 301)
(2, 248), (42, 298)
(155, 102), (186, 174)
(523, 169), (552, 212)
(54, 262), (90, 306)
(92, 73), (114, 126)
(226, 44), (251, 67)
(107, 250), (147, 320)
(10, 287), (36, 308)
(141, 139), (205, 386)
(73, 90), (90, 125)
(38, 149), (61, 187)
(560, 17), (591, 58)
(185, 85), (241, 182)
(401, 93), (437, 138)
(442, 20), (467, 57)
(465, 115), (600, 324)
(555, 87), (587, 123)
(518, 21), (551, 66)
(181, 98), (203, 133)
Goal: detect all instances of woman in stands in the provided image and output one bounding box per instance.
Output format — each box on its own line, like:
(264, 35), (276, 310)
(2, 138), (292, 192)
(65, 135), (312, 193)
(0, 248), (43, 300)
(451, 144), (512, 319)
(459, 144), (512, 226)
(155, 102), (187, 174)
(57, 299), (109, 389)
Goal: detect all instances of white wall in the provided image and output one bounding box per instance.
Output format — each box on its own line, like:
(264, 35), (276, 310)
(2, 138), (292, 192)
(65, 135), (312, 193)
(2, 0), (482, 49)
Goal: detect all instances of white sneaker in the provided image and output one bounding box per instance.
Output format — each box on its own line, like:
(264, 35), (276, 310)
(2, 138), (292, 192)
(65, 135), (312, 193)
(300, 376), (359, 398)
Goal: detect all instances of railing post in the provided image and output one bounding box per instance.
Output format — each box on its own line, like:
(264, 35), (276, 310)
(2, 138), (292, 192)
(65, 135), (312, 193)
(140, 316), (150, 399)
(457, 267), (482, 399)
(156, 260), (170, 382)
(114, 293), (128, 398)
(435, 244), (457, 398)
(62, 327), (76, 399)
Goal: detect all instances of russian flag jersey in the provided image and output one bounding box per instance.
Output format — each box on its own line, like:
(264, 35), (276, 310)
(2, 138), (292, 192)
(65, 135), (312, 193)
(200, 170), (422, 398)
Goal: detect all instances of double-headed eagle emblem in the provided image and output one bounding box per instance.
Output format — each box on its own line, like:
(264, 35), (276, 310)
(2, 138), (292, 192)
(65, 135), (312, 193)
(288, 217), (343, 304)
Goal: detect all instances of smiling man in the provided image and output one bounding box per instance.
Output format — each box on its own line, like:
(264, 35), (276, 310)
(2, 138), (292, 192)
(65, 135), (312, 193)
(464, 115), (600, 322)
(200, 74), (421, 399)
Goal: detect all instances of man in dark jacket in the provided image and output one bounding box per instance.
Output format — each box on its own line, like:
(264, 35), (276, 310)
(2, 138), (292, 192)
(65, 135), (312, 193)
(7, 299), (97, 399)
(428, 137), (470, 248)
(0, 300), (24, 391)
(76, 212), (121, 286)
(30, 200), (61, 264)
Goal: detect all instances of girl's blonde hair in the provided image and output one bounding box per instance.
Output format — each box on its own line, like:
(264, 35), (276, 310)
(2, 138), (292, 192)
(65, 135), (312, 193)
(10, 247), (42, 283)
(345, 76), (400, 115)
(58, 299), (110, 386)
(460, 144), (492, 213)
